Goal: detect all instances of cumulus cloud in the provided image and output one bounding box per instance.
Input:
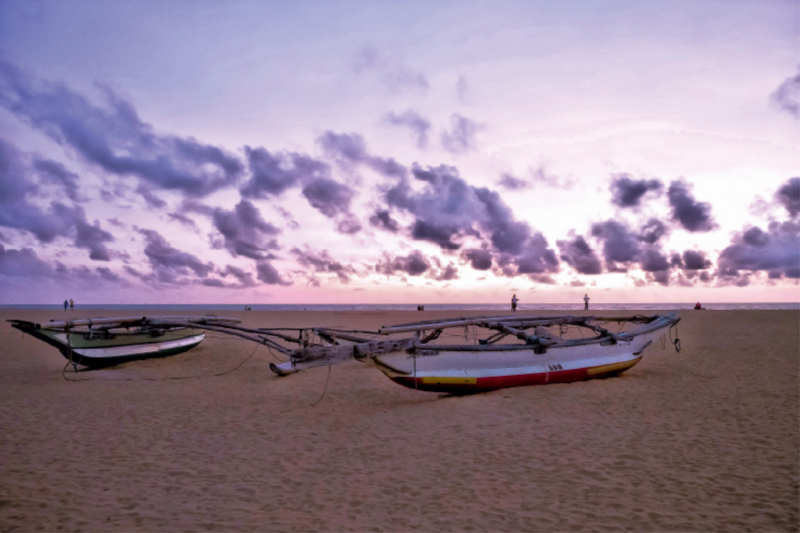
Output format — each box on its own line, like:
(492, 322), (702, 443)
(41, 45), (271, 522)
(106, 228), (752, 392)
(375, 250), (430, 276)
(775, 177), (800, 218)
(292, 247), (356, 284)
(667, 180), (716, 232)
(384, 163), (558, 278)
(241, 146), (331, 198)
(681, 250), (712, 270)
(497, 173), (529, 190)
(441, 114), (480, 153)
(0, 61), (244, 197)
(436, 263), (459, 281)
(638, 218), (668, 244)
(590, 220), (641, 268)
(318, 131), (407, 179)
(0, 139), (114, 260)
(302, 178), (355, 218)
(211, 200), (280, 260)
(463, 248), (493, 270)
(610, 174), (663, 207)
(770, 66), (800, 118)
(33, 158), (80, 201)
(718, 221), (800, 280)
(557, 235), (602, 275)
(384, 110), (431, 149)
(369, 209), (400, 232)
(139, 228), (212, 283)
(256, 261), (292, 286)
(168, 212), (199, 230)
(0, 244), (54, 277)
(202, 264), (258, 288)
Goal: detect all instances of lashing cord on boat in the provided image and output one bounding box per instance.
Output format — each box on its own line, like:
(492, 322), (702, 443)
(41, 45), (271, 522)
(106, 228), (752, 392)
(61, 339), (263, 382)
(669, 323), (681, 353)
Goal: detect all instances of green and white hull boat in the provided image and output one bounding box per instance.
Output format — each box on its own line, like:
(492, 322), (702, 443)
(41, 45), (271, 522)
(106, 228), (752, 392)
(8, 316), (239, 368)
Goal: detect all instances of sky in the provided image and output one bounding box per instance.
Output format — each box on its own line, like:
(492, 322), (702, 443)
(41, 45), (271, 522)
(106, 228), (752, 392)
(0, 0), (798, 305)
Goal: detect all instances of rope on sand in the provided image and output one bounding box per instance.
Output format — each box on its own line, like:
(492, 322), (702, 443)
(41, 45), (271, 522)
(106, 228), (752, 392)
(310, 365), (332, 407)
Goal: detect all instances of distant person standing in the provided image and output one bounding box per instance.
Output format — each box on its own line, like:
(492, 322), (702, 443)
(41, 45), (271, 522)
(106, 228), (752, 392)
(511, 293), (518, 312)
(69, 298), (74, 311)
(583, 293), (590, 311)
(63, 299), (68, 311)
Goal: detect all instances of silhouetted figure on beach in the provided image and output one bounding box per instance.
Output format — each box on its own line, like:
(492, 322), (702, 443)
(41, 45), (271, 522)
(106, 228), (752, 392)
(63, 300), (68, 311)
(694, 302), (702, 310)
(511, 294), (518, 312)
(584, 294), (590, 311)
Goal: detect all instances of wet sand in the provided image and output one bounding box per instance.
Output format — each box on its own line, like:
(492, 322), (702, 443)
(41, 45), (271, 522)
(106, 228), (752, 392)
(0, 309), (797, 532)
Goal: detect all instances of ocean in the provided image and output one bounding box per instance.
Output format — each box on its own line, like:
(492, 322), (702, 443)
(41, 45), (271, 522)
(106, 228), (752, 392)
(2, 303), (798, 311)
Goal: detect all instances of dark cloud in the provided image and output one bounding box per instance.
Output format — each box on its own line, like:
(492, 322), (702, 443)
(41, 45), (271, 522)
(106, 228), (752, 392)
(770, 66), (800, 118)
(510, 233), (560, 275)
(292, 247), (356, 283)
(318, 131), (407, 179)
(336, 215), (362, 235)
(168, 212), (198, 230)
(0, 61), (244, 197)
(241, 146), (331, 198)
(497, 173), (529, 190)
(463, 248), (493, 270)
(775, 177), (800, 218)
(638, 218), (668, 244)
(384, 110), (431, 149)
(411, 220), (462, 250)
(436, 263), (459, 281)
(302, 178), (355, 218)
(0, 140), (114, 260)
(384, 163), (558, 277)
(610, 174), (663, 207)
(369, 209), (400, 232)
(441, 114), (480, 153)
(681, 250), (712, 270)
(32, 158), (80, 201)
(211, 200), (280, 259)
(557, 235), (602, 275)
(71, 206), (114, 261)
(718, 221), (800, 280)
(201, 265), (258, 289)
(639, 249), (670, 273)
(590, 220), (640, 266)
(0, 244), (53, 277)
(375, 250), (430, 277)
(139, 228), (212, 282)
(256, 261), (292, 286)
(221, 265), (257, 287)
(352, 47), (429, 92)
(667, 180), (716, 232)
(136, 184), (167, 209)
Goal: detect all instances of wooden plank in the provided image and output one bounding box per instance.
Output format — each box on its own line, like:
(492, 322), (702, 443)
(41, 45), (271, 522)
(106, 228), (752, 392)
(378, 315), (589, 334)
(289, 337), (417, 370)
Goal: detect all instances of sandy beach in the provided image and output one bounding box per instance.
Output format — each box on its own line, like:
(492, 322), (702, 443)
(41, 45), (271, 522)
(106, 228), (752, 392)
(0, 308), (797, 532)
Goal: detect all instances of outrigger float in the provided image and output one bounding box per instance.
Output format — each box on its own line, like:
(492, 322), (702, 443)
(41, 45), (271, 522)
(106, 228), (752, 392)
(9, 313), (681, 393)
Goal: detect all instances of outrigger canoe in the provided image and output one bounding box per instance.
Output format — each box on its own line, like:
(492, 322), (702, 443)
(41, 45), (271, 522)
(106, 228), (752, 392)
(8, 316), (239, 369)
(269, 313), (682, 393)
(9, 313), (681, 393)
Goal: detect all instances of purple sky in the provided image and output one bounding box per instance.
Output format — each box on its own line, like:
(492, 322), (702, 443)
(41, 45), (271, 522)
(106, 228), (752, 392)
(0, 0), (798, 304)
